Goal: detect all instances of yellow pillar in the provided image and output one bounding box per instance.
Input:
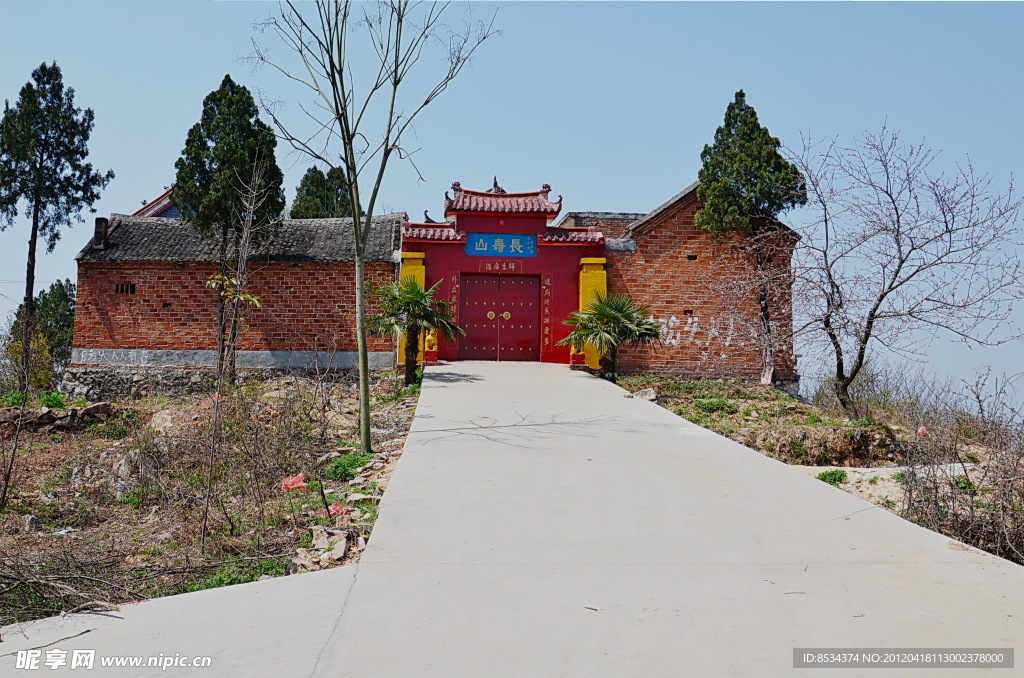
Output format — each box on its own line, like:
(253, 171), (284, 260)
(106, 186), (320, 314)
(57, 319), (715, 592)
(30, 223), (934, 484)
(578, 257), (607, 369)
(398, 252), (427, 362)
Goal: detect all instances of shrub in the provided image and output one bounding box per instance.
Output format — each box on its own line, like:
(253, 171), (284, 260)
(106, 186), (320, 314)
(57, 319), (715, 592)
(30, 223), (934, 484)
(816, 469), (848, 487)
(325, 452), (373, 482)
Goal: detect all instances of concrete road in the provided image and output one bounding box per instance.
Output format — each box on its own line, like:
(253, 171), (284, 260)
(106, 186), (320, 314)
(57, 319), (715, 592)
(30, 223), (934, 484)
(3, 362), (1022, 676)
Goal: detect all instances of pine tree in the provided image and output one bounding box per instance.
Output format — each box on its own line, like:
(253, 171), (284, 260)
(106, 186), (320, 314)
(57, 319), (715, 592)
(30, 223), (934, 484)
(695, 90), (806, 234)
(290, 166), (354, 219)
(0, 62), (113, 391)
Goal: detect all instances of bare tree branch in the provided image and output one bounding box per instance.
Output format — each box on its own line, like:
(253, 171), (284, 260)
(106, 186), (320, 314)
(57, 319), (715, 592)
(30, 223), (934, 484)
(250, 0), (496, 452)
(790, 127), (1024, 415)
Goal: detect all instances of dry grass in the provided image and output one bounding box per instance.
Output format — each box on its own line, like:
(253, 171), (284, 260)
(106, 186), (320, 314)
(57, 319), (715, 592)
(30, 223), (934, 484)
(0, 370), (418, 627)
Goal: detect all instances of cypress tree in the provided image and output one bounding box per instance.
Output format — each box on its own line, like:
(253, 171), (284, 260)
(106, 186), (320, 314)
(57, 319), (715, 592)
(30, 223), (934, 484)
(695, 90), (806, 233)
(291, 166), (354, 219)
(695, 91), (806, 383)
(173, 74), (284, 247)
(173, 75), (284, 379)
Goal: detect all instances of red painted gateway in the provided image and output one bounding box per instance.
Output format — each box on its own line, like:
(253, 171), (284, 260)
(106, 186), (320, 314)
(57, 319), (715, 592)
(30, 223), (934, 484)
(401, 180), (605, 364)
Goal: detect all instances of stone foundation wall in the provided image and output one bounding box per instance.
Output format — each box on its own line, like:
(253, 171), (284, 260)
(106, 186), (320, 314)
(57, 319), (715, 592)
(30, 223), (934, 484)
(62, 366), (218, 401)
(62, 348), (397, 401)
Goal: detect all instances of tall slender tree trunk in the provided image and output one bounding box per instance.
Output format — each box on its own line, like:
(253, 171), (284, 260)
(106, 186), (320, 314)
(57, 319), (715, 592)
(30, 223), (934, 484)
(354, 255), (372, 453)
(215, 223), (229, 384)
(754, 239), (775, 385)
(404, 325), (421, 387)
(225, 296), (241, 383)
(19, 195), (41, 392)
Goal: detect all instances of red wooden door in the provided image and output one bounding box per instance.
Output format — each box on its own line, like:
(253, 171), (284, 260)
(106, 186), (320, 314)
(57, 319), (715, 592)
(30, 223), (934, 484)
(458, 275), (500, 360)
(497, 276), (540, 361)
(458, 275), (540, 361)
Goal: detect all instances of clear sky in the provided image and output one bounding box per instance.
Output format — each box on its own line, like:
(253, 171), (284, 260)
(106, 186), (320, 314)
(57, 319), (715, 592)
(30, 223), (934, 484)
(1, 1), (1022, 391)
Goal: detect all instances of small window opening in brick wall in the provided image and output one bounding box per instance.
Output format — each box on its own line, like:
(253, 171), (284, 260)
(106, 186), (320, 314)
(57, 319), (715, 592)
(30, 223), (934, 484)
(683, 310), (694, 316)
(115, 283), (136, 295)
(686, 254), (698, 261)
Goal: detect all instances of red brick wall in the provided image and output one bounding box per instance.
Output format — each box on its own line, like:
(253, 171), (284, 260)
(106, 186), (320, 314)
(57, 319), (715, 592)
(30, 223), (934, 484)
(73, 261), (396, 353)
(607, 194), (798, 382)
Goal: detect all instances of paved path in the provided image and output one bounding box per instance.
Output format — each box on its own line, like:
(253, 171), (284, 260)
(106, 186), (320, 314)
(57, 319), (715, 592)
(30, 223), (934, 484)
(3, 362), (1023, 676)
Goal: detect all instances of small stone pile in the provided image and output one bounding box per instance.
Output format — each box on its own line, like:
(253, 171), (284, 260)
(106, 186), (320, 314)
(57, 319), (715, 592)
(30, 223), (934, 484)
(0, 402), (111, 435)
(290, 526), (354, 573)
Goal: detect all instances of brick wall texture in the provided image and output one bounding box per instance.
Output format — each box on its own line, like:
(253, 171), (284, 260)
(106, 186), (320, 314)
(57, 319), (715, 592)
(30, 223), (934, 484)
(602, 193), (798, 382)
(73, 261), (396, 354)
(74, 193), (797, 384)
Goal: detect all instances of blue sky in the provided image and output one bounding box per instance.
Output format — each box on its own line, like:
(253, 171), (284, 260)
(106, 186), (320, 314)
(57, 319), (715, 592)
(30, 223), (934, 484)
(1, 1), (1022, 390)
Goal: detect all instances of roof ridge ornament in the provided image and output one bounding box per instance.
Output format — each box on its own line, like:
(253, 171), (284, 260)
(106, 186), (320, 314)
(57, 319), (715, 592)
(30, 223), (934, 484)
(485, 176), (506, 194)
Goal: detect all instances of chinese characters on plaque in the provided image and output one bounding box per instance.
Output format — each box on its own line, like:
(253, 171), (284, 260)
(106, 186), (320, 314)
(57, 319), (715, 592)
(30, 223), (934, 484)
(465, 233), (538, 258)
(479, 260), (522, 273)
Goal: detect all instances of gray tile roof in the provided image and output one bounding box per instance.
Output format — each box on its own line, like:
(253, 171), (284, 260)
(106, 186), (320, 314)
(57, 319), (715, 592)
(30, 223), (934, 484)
(554, 211), (647, 227)
(77, 213), (404, 263)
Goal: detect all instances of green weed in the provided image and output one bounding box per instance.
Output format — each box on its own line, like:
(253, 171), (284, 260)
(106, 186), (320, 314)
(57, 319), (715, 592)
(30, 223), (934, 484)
(694, 397), (738, 415)
(954, 475), (979, 493)
(816, 469), (848, 487)
(39, 391), (67, 409)
(1, 390), (27, 407)
(102, 408), (141, 440)
(325, 452), (373, 482)
(790, 439), (809, 461)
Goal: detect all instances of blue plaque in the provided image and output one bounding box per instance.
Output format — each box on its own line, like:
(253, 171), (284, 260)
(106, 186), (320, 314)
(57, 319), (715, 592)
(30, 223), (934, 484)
(465, 233), (537, 257)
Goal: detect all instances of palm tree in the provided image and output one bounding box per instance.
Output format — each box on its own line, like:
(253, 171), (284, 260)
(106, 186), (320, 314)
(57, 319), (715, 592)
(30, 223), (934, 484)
(557, 293), (661, 382)
(368, 277), (465, 386)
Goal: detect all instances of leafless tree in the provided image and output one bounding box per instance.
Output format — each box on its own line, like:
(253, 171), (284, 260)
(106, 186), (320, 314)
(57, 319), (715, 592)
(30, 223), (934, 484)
(252, 1), (495, 453)
(698, 228), (800, 385)
(791, 127), (1024, 416)
(201, 158), (275, 553)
